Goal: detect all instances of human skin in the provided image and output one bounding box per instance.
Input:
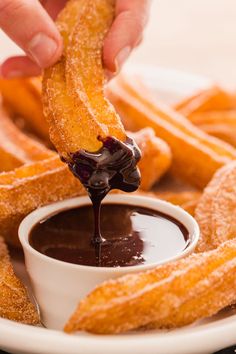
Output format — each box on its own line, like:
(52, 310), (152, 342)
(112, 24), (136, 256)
(0, 0), (150, 78)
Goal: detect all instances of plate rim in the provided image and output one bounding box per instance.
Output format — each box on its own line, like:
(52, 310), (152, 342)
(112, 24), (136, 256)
(1, 65), (233, 354)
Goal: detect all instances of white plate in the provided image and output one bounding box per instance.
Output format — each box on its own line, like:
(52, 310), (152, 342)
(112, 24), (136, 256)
(1, 65), (235, 354)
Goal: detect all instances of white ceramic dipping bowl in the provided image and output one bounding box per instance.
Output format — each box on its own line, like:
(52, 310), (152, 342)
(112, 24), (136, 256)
(19, 194), (199, 330)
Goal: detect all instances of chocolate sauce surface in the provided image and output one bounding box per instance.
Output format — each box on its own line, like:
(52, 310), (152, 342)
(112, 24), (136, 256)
(30, 204), (189, 268)
(66, 136), (141, 245)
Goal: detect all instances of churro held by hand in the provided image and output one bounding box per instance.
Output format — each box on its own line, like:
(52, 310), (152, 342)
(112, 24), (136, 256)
(43, 0), (141, 199)
(0, 237), (39, 324)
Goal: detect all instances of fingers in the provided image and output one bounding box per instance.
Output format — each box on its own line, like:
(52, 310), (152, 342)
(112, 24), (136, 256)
(103, 0), (151, 73)
(0, 0), (63, 71)
(1, 56), (41, 78)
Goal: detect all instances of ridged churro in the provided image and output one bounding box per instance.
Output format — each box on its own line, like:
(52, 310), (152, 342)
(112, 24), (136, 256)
(0, 107), (53, 171)
(196, 161), (236, 252)
(131, 128), (172, 190)
(0, 237), (39, 324)
(188, 110), (236, 147)
(65, 239), (236, 334)
(43, 0), (126, 158)
(0, 156), (83, 247)
(108, 76), (236, 188)
(0, 77), (48, 141)
(175, 86), (236, 116)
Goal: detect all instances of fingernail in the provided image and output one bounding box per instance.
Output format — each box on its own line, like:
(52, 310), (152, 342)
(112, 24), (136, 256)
(3, 70), (23, 79)
(28, 33), (58, 68)
(115, 46), (131, 73)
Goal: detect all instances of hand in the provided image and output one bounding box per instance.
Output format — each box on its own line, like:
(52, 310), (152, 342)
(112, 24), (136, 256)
(0, 0), (150, 79)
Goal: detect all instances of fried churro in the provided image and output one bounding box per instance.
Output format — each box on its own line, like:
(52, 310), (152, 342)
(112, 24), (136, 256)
(131, 128), (172, 190)
(0, 237), (39, 324)
(188, 110), (236, 147)
(108, 76), (236, 188)
(0, 77), (48, 141)
(0, 156), (83, 247)
(43, 0), (126, 157)
(65, 239), (236, 334)
(195, 161), (236, 252)
(0, 107), (53, 171)
(175, 86), (236, 116)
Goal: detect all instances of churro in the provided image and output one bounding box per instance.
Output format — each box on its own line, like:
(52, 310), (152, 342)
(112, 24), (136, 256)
(131, 128), (172, 190)
(188, 110), (236, 147)
(175, 86), (236, 116)
(0, 77), (48, 141)
(0, 106), (53, 171)
(65, 239), (236, 334)
(43, 0), (126, 157)
(0, 237), (39, 324)
(108, 76), (236, 188)
(0, 156), (83, 247)
(196, 161), (236, 252)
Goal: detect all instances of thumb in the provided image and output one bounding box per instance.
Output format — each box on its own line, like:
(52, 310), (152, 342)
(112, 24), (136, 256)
(0, 0), (62, 68)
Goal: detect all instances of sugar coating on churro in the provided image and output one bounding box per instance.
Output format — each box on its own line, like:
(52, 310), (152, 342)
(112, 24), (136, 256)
(43, 0), (125, 157)
(0, 237), (39, 324)
(0, 157), (83, 247)
(64, 239), (236, 334)
(196, 161), (236, 252)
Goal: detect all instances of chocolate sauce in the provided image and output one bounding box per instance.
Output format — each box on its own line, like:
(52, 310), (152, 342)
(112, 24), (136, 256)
(66, 136), (141, 246)
(29, 204), (189, 268)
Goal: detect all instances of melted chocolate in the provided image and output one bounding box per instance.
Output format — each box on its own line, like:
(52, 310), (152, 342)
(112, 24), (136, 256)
(30, 204), (189, 268)
(66, 136), (141, 246)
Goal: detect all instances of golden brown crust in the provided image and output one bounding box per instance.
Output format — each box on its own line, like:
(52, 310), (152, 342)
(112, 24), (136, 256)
(0, 237), (39, 324)
(195, 161), (236, 252)
(0, 107), (53, 171)
(64, 239), (236, 334)
(0, 77), (49, 141)
(175, 86), (236, 116)
(108, 76), (236, 188)
(130, 128), (172, 190)
(0, 156), (84, 247)
(188, 110), (236, 147)
(43, 0), (125, 156)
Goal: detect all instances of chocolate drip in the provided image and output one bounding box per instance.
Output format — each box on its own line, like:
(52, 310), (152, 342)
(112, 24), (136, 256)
(66, 136), (141, 249)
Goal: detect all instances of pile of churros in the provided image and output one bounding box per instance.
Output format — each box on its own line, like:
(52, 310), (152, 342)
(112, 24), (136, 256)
(1, 0), (236, 335)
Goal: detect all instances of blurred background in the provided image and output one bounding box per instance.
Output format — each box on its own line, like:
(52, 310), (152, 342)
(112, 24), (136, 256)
(131, 0), (236, 88)
(0, 0), (236, 87)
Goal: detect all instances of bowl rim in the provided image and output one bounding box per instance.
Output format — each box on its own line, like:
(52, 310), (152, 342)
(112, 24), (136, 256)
(18, 194), (200, 273)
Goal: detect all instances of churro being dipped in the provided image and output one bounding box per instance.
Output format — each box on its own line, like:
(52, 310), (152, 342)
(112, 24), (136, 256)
(43, 0), (142, 247)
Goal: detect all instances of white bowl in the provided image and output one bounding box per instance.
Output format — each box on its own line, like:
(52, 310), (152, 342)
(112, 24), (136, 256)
(19, 194), (199, 330)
